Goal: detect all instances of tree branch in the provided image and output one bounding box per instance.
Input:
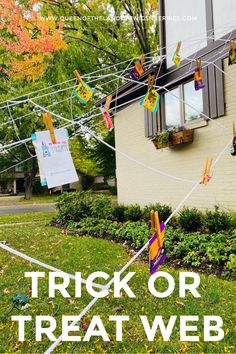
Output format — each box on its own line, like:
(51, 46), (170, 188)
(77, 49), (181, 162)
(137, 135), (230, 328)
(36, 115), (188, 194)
(64, 34), (121, 61)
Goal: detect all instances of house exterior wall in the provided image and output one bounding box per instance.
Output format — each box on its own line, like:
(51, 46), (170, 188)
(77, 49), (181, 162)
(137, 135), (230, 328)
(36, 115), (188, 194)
(114, 59), (236, 211)
(164, 0), (207, 68)
(212, 0), (236, 40)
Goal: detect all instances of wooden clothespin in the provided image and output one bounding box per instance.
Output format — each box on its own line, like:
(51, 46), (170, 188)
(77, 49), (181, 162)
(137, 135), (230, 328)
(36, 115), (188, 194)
(149, 210), (166, 275)
(233, 122), (236, 138)
(176, 41), (181, 52)
(104, 95), (112, 113)
(150, 210), (155, 234)
(201, 158), (213, 185)
(228, 39), (236, 65)
(230, 39), (235, 54)
(140, 53), (145, 65)
(196, 58), (201, 70)
(231, 122), (236, 156)
(43, 112), (56, 144)
(74, 70), (84, 85)
(148, 74), (156, 88)
(150, 210), (162, 247)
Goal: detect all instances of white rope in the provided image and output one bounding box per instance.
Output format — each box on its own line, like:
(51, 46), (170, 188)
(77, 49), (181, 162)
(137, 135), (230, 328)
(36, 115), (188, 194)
(0, 155), (35, 175)
(0, 96), (74, 129)
(1, 21), (235, 110)
(28, 100), (198, 184)
(0, 243), (106, 290)
(76, 122), (198, 184)
(7, 102), (34, 158)
(0, 42), (233, 176)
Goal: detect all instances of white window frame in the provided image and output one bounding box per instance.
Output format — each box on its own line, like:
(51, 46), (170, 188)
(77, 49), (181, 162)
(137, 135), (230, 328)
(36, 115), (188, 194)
(163, 80), (205, 131)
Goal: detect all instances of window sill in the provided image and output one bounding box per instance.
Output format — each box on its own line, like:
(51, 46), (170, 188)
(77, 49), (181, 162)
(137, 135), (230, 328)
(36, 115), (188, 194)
(185, 119), (208, 130)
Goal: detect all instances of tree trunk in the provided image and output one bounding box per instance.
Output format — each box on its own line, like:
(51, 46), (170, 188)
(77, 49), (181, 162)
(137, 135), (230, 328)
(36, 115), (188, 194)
(76, 172), (84, 191)
(24, 159), (38, 200)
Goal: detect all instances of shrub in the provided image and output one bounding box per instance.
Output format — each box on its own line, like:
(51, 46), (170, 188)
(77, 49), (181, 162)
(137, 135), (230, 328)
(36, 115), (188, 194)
(111, 204), (126, 221)
(90, 194), (112, 218)
(78, 217), (119, 239)
(117, 221), (150, 248)
(204, 206), (232, 233)
(56, 192), (92, 225)
(109, 186), (117, 195)
(226, 254), (236, 272)
(143, 203), (172, 223)
(178, 207), (203, 232)
(231, 212), (236, 229)
(123, 204), (143, 222)
(55, 191), (112, 225)
(67, 220), (78, 235)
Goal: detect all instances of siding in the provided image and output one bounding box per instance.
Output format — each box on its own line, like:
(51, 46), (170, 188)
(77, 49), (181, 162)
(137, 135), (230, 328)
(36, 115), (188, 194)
(114, 59), (236, 210)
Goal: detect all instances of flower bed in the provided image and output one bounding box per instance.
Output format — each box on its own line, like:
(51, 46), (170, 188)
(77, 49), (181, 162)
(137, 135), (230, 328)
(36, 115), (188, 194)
(52, 192), (236, 276)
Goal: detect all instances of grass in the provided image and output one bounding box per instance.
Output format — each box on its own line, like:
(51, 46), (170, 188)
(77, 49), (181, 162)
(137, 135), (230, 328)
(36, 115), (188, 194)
(0, 212), (56, 224)
(0, 215), (235, 353)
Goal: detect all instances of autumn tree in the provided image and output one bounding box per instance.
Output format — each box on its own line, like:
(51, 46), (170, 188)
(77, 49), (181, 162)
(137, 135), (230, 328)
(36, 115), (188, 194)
(0, 0), (159, 198)
(0, 0), (67, 81)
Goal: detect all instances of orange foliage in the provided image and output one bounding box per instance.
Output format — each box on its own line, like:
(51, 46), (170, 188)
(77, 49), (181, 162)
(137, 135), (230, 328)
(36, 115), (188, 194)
(0, 1), (67, 81)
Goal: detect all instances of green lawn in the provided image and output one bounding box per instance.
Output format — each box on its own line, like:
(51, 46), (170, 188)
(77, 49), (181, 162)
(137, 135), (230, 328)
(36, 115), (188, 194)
(0, 215), (235, 353)
(0, 212), (56, 224)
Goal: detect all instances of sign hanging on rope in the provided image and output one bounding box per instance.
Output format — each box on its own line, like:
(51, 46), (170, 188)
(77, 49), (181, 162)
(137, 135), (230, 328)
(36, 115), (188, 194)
(194, 58), (205, 91)
(32, 118), (78, 189)
(130, 54), (145, 80)
(73, 70), (94, 105)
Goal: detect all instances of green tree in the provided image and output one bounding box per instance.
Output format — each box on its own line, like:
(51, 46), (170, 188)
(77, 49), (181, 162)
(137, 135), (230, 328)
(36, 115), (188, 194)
(0, 0), (159, 198)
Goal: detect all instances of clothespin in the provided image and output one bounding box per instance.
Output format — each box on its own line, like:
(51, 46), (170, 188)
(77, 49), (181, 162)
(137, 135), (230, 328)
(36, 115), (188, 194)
(74, 70), (84, 85)
(101, 95), (113, 130)
(148, 74), (156, 88)
(196, 58), (201, 70)
(172, 42), (181, 67)
(154, 211), (162, 247)
(201, 158), (213, 185)
(150, 210), (162, 246)
(135, 54), (145, 75)
(176, 41), (181, 53)
(194, 58), (205, 90)
(229, 39), (236, 65)
(43, 112), (56, 144)
(149, 210), (166, 275)
(230, 122), (236, 156)
(140, 53), (145, 66)
(150, 210), (155, 234)
(104, 95), (112, 113)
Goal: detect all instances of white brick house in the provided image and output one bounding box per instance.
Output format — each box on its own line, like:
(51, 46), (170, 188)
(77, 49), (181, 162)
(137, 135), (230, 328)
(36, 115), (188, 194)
(100, 0), (236, 210)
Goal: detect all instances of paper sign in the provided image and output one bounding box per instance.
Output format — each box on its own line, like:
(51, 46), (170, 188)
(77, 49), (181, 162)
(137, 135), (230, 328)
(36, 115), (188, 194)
(73, 82), (94, 105)
(32, 128), (78, 189)
(140, 88), (160, 113)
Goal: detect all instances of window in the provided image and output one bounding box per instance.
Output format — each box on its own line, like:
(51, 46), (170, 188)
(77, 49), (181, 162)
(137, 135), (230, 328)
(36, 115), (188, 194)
(183, 81), (203, 122)
(164, 80), (203, 129)
(144, 62), (224, 139)
(164, 87), (181, 128)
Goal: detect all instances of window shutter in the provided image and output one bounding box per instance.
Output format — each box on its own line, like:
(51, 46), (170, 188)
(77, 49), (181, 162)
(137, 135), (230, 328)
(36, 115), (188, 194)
(144, 110), (158, 138)
(215, 59), (225, 117)
(203, 59), (225, 119)
(208, 64), (218, 118)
